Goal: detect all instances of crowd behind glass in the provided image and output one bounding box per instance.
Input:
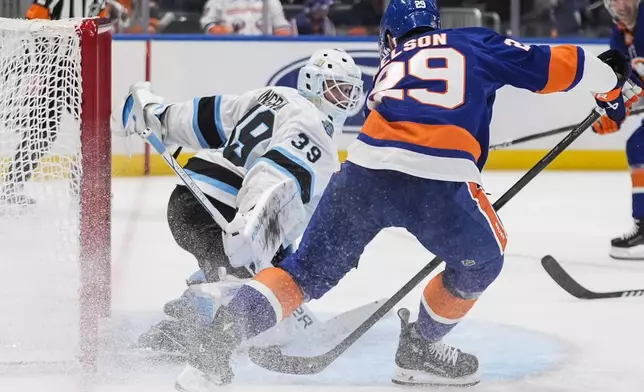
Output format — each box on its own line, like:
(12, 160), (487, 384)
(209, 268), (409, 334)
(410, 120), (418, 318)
(99, 0), (614, 38)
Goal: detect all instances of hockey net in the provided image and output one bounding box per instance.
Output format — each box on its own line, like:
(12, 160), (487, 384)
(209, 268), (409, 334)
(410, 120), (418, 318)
(0, 18), (111, 369)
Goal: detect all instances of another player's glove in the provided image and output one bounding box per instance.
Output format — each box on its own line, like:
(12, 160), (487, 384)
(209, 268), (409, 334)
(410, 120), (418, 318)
(593, 79), (644, 134)
(592, 49), (640, 134)
(110, 82), (167, 139)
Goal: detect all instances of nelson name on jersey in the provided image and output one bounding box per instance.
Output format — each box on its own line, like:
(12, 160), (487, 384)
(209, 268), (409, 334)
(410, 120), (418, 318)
(385, 32), (449, 63)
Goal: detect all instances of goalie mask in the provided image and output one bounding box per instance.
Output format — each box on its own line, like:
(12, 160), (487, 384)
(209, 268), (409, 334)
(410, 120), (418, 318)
(297, 49), (364, 132)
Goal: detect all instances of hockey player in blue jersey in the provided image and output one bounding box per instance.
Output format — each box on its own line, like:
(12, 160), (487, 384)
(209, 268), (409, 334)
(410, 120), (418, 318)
(172, 0), (642, 390)
(597, 0), (644, 259)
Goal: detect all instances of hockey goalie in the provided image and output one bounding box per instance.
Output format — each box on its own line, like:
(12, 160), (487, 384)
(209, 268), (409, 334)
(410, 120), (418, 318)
(111, 48), (365, 353)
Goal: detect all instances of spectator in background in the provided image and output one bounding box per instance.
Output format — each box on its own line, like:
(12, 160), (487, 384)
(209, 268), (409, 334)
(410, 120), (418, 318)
(333, 0), (383, 35)
(549, 0), (589, 36)
(292, 0), (336, 35)
(201, 0), (291, 35)
(105, 0), (162, 33)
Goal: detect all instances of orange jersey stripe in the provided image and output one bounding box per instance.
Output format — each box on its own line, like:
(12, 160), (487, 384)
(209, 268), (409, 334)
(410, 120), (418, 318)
(632, 168), (644, 188)
(423, 272), (477, 321)
(468, 183), (507, 251)
(538, 45), (579, 94)
(362, 111), (482, 161)
(253, 267), (304, 319)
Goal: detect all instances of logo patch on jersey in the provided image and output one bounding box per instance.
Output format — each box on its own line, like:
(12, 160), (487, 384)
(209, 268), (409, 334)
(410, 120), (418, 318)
(266, 50), (380, 133)
(258, 89), (288, 111)
(321, 120), (334, 138)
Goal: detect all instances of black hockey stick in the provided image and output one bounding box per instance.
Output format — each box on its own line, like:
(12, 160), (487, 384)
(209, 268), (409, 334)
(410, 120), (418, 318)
(490, 107), (644, 151)
(247, 108), (603, 375)
(541, 255), (644, 299)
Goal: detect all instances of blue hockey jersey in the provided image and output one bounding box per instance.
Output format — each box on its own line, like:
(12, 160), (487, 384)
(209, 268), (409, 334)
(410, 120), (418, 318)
(348, 28), (619, 185)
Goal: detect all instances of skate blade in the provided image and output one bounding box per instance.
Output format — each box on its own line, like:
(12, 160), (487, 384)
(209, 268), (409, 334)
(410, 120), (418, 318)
(610, 245), (644, 260)
(392, 366), (481, 388)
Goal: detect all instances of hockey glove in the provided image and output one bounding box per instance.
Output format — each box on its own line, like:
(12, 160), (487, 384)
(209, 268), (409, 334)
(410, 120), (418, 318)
(593, 79), (644, 135)
(592, 49), (636, 134)
(110, 82), (167, 139)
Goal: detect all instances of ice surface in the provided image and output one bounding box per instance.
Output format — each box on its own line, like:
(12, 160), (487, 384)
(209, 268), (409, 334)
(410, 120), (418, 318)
(1, 172), (643, 392)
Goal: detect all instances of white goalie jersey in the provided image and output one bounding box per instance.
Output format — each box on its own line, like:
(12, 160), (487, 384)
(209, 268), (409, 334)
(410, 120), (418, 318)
(159, 86), (340, 242)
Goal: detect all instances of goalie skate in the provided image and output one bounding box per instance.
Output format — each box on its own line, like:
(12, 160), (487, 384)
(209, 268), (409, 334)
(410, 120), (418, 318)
(175, 306), (241, 392)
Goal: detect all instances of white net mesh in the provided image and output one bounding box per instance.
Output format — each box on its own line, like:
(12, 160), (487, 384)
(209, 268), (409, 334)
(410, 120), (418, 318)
(0, 18), (87, 365)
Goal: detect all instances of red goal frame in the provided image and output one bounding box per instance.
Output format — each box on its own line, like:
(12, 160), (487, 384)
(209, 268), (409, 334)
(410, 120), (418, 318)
(77, 18), (112, 368)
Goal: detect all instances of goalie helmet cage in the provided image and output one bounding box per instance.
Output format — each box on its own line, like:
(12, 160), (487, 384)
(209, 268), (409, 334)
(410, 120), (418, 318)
(0, 18), (111, 371)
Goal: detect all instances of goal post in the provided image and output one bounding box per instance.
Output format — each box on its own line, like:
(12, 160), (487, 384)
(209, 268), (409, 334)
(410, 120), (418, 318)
(0, 17), (112, 369)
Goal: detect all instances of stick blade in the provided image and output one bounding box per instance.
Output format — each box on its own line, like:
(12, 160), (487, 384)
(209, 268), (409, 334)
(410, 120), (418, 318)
(248, 298), (389, 375)
(248, 345), (331, 375)
(541, 255), (598, 299)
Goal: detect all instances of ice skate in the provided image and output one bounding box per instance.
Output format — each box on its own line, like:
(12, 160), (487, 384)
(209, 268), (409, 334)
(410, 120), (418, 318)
(175, 305), (242, 392)
(138, 267), (246, 355)
(392, 308), (480, 387)
(610, 219), (644, 260)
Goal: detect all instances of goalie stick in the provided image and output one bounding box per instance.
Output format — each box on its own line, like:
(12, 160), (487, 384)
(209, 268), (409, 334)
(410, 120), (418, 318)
(490, 107), (644, 151)
(541, 255), (644, 299)
(248, 108), (603, 375)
